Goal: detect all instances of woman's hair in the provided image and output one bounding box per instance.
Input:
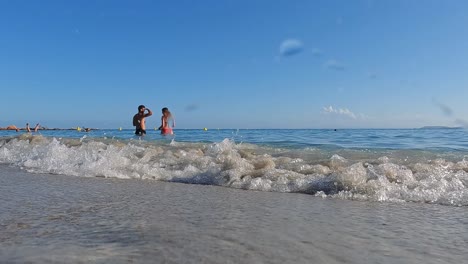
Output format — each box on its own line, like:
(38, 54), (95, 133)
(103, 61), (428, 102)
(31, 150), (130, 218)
(162, 107), (170, 114)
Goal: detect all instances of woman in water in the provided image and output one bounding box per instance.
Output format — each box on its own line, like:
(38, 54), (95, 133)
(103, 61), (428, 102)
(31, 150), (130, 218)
(159, 107), (175, 135)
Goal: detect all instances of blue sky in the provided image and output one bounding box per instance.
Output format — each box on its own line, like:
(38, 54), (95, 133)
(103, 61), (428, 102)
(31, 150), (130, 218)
(1, 0), (468, 129)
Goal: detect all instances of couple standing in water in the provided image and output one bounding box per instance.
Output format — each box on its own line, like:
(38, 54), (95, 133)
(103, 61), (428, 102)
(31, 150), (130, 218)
(133, 105), (175, 136)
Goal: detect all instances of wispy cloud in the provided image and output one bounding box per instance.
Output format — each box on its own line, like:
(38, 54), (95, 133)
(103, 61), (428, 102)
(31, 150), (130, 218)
(279, 39), (304, 57)
(185, 104), (199, 112)
(432, 99), (468, 128)
(455, 119), (468, 128)
(432, 99), (453, 116)
(368, 72), (377, 79)
(322, 106), (367, 120)
(324, 59), (345, 71)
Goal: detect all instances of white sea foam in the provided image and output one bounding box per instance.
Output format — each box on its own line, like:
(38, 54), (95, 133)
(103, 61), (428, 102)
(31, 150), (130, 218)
(1, 135), (467, 206)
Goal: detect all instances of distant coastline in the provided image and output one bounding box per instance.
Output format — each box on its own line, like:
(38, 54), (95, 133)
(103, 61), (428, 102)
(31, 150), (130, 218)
(419, 126), (462, 129)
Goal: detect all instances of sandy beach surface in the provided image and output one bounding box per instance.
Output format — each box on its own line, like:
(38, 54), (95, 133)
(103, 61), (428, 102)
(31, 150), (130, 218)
(1, 165), (467, 263)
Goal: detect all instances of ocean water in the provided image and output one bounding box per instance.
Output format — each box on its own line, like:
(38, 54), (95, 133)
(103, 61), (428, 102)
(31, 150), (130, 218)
(1, 128), (468, 206)
(1, 128), (468, 263)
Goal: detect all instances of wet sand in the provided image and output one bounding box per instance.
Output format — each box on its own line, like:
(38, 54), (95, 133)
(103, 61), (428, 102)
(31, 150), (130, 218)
(1, 165), (467, 263)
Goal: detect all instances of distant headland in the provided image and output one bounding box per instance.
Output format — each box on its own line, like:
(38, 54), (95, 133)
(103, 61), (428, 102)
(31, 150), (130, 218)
(419, 126), (462, 129)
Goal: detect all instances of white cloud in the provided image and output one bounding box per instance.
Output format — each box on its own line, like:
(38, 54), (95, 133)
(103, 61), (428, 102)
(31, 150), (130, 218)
(324, 59), (345, 71)
(279, 39), (304, 57)
(322, 106), (367, 120)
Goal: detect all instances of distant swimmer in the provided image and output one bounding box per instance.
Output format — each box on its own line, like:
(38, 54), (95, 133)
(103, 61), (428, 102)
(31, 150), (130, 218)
(159, 107), (175, 135)
(0, 125), (20, 132)
(26, 123), (40, 132)
(133, 105), (152, 136)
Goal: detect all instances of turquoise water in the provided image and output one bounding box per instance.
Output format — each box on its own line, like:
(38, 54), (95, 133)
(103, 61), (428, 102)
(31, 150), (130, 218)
(2, 128), (468, 150)
(1, 128), (468, 206)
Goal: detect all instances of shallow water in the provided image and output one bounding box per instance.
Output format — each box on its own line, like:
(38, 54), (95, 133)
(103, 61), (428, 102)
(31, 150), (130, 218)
(1, 166), (467, 263)
(3, 128), (468, 150)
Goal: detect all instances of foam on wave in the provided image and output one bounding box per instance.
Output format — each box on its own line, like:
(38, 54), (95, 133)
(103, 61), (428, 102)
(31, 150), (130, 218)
(1, 135), (467, 206)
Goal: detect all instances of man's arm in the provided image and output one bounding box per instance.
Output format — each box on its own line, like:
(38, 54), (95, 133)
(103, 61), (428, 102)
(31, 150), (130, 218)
(144, 109), (153, 117)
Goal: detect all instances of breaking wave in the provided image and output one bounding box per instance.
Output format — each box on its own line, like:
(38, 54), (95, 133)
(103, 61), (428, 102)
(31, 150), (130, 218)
(1, 134), (467, 206)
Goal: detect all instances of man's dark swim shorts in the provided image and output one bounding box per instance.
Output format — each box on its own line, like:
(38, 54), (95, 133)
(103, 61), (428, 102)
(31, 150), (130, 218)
(135, 128), (146, 135)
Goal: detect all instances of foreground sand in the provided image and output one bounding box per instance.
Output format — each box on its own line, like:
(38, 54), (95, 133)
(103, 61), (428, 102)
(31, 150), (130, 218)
(1, 165), (466, 263)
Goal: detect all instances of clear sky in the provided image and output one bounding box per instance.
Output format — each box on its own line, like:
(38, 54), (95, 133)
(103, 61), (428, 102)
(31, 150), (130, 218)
(1, 0), (468, 129)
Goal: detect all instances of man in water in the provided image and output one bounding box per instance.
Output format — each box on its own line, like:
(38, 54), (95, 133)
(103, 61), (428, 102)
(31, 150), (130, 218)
(133, 105), (152, 136)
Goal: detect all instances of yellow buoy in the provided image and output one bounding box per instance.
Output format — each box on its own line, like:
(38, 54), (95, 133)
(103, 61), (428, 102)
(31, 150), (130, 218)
(203, 128), (208, 131)
(119, 127), (122, 131)
(77, 127), (81, 132)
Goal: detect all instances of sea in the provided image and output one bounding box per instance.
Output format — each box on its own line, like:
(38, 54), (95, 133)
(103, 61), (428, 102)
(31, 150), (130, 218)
(1, 128), (467, 263)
